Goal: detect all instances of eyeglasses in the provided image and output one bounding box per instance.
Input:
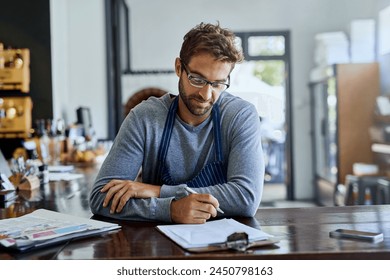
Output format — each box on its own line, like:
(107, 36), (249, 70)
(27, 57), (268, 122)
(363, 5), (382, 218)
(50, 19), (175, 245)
(181, 62), (230, 93)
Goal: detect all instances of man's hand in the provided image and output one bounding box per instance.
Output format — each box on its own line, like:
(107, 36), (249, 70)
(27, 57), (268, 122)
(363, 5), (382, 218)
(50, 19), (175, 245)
(100, 180), (161, 214)
(170, 193), (220, 224)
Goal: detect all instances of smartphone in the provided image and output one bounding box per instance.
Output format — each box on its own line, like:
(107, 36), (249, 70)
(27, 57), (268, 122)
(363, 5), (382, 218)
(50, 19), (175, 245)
(329, 229), (384, 242)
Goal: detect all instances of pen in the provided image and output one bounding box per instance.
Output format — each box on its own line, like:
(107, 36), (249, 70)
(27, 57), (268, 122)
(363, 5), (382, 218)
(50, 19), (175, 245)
(184, 186), (224, 214)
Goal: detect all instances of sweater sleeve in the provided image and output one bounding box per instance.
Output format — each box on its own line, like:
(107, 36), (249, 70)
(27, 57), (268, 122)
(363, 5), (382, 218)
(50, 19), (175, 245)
(89, 109), (174, 222)
(222, 103), (264, 216)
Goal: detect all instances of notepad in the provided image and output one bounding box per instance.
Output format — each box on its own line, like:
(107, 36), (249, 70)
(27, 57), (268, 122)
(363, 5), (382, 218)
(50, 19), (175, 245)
(157, 218), (273, 251)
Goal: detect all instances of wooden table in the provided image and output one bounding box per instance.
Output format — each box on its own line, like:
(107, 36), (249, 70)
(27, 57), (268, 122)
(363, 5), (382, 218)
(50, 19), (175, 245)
(1, 167), (390, 260)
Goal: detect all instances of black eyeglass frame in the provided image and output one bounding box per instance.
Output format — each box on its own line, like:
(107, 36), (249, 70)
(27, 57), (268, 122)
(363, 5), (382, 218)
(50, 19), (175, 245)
(180, 61), (230, 92)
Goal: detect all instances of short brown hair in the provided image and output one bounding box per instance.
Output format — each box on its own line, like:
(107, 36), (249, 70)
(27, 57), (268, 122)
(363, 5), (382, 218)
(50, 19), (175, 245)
(179, 22), (244, 66)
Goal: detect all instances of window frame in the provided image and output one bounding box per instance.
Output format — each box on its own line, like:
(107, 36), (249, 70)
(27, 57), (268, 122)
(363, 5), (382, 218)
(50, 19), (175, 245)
(235, 30), (294, 200)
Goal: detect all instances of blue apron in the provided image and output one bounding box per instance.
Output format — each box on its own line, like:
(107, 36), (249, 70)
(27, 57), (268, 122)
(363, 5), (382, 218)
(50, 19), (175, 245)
(156, 97), (227, 188)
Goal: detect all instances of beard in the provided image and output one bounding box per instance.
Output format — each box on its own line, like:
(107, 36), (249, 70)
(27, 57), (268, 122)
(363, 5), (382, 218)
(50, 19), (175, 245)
(178, 78), (214, 117)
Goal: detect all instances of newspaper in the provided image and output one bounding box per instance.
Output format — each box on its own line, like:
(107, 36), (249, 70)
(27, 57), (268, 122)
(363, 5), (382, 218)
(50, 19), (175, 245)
(0, 209), (120, 252)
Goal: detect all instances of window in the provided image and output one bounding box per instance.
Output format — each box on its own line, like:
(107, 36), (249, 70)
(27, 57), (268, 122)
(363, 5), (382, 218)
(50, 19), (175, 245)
(248, 35), (285, 56)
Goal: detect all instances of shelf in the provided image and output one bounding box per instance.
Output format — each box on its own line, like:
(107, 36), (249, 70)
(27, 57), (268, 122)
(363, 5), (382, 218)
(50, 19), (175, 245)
(373, 114), (390, 124)
(372, 143), (390, 154)
(311, 63), (380, 206)
(0, 48), (30, 93)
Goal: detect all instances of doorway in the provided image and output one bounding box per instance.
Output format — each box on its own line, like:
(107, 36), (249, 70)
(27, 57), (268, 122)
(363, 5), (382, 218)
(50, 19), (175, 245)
(230, 31), (293, 201)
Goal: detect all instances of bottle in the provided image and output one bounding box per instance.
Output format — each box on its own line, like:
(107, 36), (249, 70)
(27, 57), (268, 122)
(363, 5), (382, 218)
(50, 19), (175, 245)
(38, 164), (49, 184)
(47, 119), (61, 164)
(36, 119), (51, 164)
(352, 184), (359, 205)
(0, 42), (4, 69)
(364, 188), (372, 205)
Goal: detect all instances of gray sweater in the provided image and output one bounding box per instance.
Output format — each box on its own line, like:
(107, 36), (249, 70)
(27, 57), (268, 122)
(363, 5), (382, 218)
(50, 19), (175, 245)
(89, 92), (264, 222)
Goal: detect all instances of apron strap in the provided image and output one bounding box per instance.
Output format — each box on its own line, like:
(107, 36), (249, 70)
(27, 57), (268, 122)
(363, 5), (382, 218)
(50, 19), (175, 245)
(157, 97), (178, 181)
(157, 97), (178, 162)
(212, 102), (223, 162)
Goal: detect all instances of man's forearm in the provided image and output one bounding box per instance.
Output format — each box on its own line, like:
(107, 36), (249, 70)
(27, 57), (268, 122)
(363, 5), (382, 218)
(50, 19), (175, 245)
(90, 188), (174, 222)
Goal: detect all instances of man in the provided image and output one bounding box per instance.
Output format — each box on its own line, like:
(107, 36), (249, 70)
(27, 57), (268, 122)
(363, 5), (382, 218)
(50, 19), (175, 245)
(90, 22), (264, 224)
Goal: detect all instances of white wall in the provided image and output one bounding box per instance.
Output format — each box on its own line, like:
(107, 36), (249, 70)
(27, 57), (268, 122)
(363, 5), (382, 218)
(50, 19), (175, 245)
(50, 0), (107, 139)
(50, 0), (69, 123)
(51, 0), (379, 200)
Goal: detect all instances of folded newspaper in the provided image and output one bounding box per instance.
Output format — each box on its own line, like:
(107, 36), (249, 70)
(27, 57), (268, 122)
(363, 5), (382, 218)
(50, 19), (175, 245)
(0, 209), (121, 252)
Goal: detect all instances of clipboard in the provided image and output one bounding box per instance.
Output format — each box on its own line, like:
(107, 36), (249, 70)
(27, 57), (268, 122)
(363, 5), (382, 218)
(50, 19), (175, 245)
(156, 218), (279, 253)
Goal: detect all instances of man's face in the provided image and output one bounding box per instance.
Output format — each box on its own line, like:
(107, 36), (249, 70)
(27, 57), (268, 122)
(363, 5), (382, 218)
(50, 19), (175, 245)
(175, 53), (232, 125)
